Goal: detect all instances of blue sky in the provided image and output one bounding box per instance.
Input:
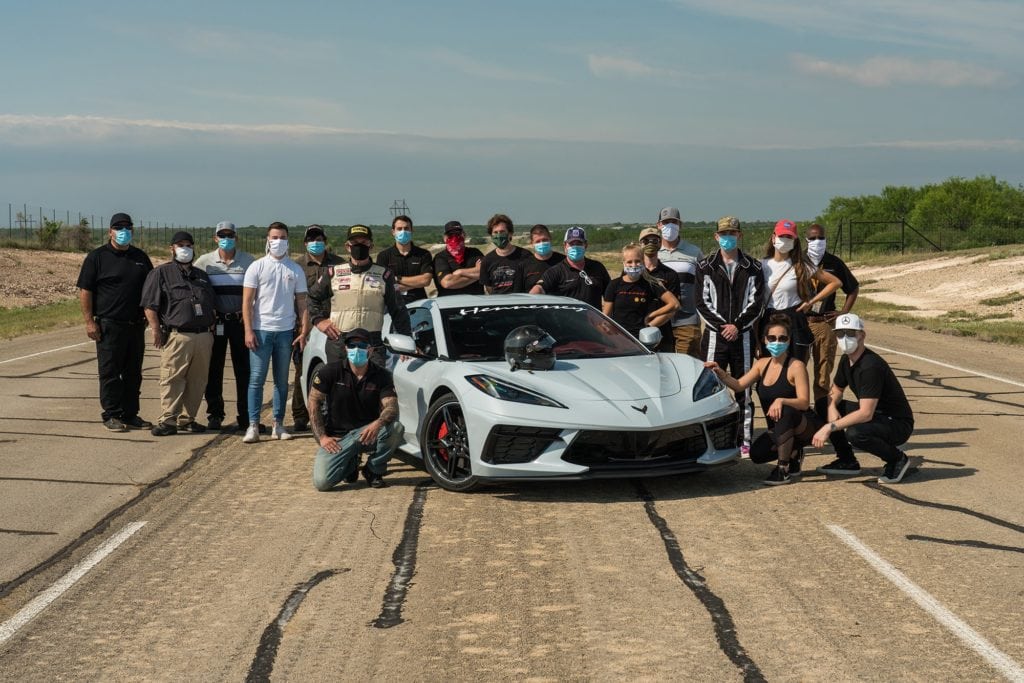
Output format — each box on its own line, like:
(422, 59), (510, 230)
(1, 0), (1022, 226)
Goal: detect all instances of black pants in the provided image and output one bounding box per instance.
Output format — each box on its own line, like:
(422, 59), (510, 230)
(95, 318), (146, 421)
(702, 327), (755, 445)
(749, 405), (823, 464)
(291, 341), (308, 425)
(830, 400), (913, 464)
(204, 319), (250, 426)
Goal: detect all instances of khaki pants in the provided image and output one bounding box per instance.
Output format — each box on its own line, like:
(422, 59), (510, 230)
(672, 325), (702, 359)
(158, 330), (214, 426)
(808, 320), (837, 401)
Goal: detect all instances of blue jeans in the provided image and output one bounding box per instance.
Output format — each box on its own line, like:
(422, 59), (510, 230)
(248, 329), (294, 425)
(312, 422), (404, 491)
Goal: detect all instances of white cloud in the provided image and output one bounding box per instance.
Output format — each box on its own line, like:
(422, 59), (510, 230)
(426, 47), (557, 84)
(791, 53), (1011, 87)
(586, 54), (689, 83)
(178, 26), (338, 63)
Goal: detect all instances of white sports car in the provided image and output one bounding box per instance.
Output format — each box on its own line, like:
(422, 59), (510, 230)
(302, 294), (741, 492)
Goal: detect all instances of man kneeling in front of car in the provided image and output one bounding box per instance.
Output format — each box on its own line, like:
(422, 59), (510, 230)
(307, 328), (404, 490)
(811, 313), (915, 484)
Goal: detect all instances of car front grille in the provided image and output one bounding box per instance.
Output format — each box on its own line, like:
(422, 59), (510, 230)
(482, 425), (563, 465)
(561, 423), (708, 471)
(707, 412), (741, 449)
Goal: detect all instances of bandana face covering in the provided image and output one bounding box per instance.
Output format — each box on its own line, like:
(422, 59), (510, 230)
(445, 234), (466, 264)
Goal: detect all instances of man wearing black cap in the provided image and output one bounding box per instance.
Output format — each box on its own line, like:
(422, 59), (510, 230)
(141, 231), (217, 436)
(308, 328), (404, 490)
(76, 212), (154, 432)
(194, 221), (256, 431)
(307, 224), (411, 367)
(433, 220), (484, 296)
(375, 215), (434, 302)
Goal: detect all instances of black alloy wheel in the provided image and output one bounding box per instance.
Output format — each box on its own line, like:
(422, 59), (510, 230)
(421, 393), (479, 492)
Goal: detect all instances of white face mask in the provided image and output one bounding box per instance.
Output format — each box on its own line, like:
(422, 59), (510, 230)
(837, 335), (859, 355)
(773, 236), (794, 254)
(173, 246), (193, 263)
(806, 238), (826, 263)
(267, 238), (289, 258)
(660, 223), (679, 242)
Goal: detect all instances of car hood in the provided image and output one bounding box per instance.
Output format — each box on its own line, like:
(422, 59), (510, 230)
(459, 354), (693, 402)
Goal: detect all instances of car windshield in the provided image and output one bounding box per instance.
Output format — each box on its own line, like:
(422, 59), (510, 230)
(441, 303), (648, 361)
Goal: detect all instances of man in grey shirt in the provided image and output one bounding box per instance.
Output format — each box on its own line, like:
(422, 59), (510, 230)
(656, 207), (704, 358)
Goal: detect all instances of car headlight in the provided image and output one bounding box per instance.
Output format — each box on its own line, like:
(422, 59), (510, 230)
(692, 367), (725, 402)
(465, 375), (567, 408)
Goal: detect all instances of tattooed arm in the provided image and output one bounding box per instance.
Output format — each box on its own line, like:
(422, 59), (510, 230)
(359, 394), (399, 445)
(308, 387), (340, 453)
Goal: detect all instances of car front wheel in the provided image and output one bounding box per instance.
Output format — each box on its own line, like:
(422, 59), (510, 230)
(421, 393), (479, 492)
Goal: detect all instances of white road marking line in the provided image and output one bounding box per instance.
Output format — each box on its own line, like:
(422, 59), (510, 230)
(872, 344), (1024, 389)
(0, 342), (91, 365)
(828, 524), (1024, 682)
(0, 522), (147, 646)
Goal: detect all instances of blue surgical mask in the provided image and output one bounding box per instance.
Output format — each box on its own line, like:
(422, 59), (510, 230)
(534, 240), (552, 256)
(113, 229), (132, 246)
(567, 245), (585, 261)
(218, 237), (235, 251)
(766, 341), (789, 357)
(718, 234), (738, 251)
(347, 347), (369, 367)
(306, 241), (326, 256)
(394, 229), (412, 245)
(624, 265), (644, 277)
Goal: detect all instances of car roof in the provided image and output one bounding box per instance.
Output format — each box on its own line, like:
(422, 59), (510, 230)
(427, 294), (593, 310)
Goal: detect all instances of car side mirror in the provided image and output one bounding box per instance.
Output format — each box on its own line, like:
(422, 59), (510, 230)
(384, 333), (420, 356)
(638, 326), (662, 349)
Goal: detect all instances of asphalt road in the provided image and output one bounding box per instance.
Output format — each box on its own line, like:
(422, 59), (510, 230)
(0, 322), (1022, 681)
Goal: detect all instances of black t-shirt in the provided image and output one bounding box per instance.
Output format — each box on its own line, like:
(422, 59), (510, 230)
(834, 348), (913, 423)
(311, 359), (397, 435)
(535, 258), (611, 308)
(479, 246), (530, 294)
(813, 252), (859, 313)
(603, 276), (667, 337)
(522, 251), (566, 291)
(376, 244), (434, 302)
(433, 248), (485, 296)
(76, 243), (154, 321)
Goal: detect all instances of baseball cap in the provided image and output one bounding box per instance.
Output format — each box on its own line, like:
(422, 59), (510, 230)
(215, 221), (236, 236)
(346, 224), (372, 241)
(716, 216), (740, 232)
(564, 226), (586, 242)
(774, 219), (798, 238)
(443, 220), (464, 235)
(109, 212), (133, 228)
(639, 227), (661, 240)
(304, 224), (326, 241)
(170, 231), (194, 245)
(834, 313), (864, 331)
(343, 328), (371, 343)
(658, 207), (682, 223)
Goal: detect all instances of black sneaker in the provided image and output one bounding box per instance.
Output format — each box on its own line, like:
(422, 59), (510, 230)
(789, 448), (805, 477)
(207, 416), (223, 431)
(817, 458), (861, 475)
(361, 465), (387, 488)
(764, 465), (792, 486)
(122, 416), (153, 430)
(179, 421), (207, 433)
(879, 452), (911, 484)
(293, 420), (309, 432)
(345, 466), (360, 484)
(151, 422), (177, 437)
(103, 417), (128, 432)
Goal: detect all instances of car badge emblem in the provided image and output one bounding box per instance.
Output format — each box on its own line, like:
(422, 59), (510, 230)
(631, 404), (648, 414)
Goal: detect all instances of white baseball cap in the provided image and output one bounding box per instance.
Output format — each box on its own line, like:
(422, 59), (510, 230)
(834, 313), (864, 331)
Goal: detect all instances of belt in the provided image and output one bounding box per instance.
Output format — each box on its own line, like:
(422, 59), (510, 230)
(97, 317), (144, 325)
(806, 315), (829, 323)
(170, 326), (210, 334)
(218, 311), (244, 322)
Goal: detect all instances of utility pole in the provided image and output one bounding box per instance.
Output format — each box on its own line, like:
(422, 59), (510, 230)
(389, 199), (410, 220)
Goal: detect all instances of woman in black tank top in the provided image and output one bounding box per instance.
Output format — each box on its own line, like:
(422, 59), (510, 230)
(705, 314), (823, 485)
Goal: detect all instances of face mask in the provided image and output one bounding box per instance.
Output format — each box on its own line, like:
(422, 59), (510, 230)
(113, 229), (132, 246)
(218, 237), (236, 251)
(765, 341), (789, 357)
(661, 224), (679, 241)
(717, 234), (738, 251)
(445, 234), (466, 262)
(491, 232), (510, 248)
(641, 241), (659, 255)
(624, 265), (644, 277)
(174, 246), (193, 263)
(567, 245), (585, 261)
(837, 336), (859, 355)
(306, 241), (326, 256)
(533, 240), (552, 256)
(349, 243), (370, 260)
(806, 239), (826, 263)
(773, 237), (795, 254)
(394, 229), (412, 245)
(346, 347), (369, 367)
(267, 238), (289, 258)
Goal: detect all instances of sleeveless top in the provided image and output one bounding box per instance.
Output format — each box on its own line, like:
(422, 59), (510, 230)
(756, 356), (797, 414)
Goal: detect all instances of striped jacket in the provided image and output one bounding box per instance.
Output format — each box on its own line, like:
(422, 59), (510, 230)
(695, 249), (766, 334)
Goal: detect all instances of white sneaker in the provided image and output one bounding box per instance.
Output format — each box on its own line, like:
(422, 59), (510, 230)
(272, 423), (292, 440)
(242, 425), (260, 443)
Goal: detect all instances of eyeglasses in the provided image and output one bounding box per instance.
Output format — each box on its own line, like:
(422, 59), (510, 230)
(834, 330), (859, 338)
(765, 335), (789, 342)
(806, 236), (825, 241)
(345, 341), (370, 349)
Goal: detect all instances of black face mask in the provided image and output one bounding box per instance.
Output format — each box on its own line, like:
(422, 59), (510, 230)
(350, 243), (370, 260)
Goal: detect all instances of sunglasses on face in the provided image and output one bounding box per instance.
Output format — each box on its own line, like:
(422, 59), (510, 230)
(640, 237), (660, 246)
(346, 341), (370, 349)
(834, 330), (859, 338)
(765, 335), (789, 342)
(806, 235), (825, 241)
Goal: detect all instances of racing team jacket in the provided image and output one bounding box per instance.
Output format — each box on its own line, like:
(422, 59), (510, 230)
(695, 249), (766, 335)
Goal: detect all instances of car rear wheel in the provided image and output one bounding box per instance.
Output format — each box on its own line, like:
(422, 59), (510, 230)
(421, 393), (479, 492)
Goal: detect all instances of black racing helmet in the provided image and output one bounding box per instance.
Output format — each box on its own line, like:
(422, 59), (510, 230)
(505, 325), (557, 372)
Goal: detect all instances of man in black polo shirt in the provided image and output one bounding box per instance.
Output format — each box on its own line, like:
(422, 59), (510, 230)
(529, 226), (610, 308)
(520, 224), (565, 291)
(375, 215), (434, 302)
(812, 314), (916, 484)
(76, 212), (154, 432)
(479, 213), (529, 294)
(307, 328), (404, 490)
(141, 231), (217, 436)
(433, 220), (484, 296)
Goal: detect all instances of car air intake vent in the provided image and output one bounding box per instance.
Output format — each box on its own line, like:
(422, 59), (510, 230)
(482, 425), (563, 464)
(562, 424), (707, 470)
(707, 413), (741, 449)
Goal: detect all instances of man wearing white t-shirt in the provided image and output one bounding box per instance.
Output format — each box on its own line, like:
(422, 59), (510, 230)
(241, 222), (310, 443)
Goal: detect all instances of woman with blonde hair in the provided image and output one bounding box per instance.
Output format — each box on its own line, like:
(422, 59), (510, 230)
(602, 243), (679, 349)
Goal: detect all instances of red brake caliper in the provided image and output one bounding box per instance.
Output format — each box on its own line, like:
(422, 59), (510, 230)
(437, 422), (450, 461)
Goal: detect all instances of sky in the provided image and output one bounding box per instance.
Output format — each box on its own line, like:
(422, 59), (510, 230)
(1, 0), (1022, 227)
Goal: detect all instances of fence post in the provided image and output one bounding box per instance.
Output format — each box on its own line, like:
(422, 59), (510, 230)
(901, 219), (905, 255)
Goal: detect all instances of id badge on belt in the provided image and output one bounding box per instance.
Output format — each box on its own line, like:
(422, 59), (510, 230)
(193, 303), (204, 316)
(215, 323), (224, 336)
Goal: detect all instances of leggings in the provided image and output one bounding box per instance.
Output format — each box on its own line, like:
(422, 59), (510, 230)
(749, 405), (823, 465)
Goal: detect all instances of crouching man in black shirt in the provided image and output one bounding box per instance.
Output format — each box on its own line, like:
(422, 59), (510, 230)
(811, 313), (916, 484)
(307, 328), (404, 490)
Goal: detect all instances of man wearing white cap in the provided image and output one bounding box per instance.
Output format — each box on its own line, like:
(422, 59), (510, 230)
(811, 313), (916, 484)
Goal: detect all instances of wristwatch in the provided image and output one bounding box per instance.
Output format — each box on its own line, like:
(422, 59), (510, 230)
(829, 421), (838, 432)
